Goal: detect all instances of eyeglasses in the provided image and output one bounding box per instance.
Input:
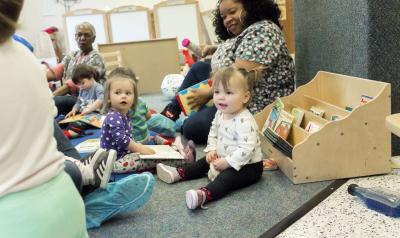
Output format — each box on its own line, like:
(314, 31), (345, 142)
(75, 32), (93, 38)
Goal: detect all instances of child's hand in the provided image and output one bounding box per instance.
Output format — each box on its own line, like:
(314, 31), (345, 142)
(65, 109), (76, 118)
(140, 145), (156, 155)
(206, 151), (218, 164)
(80, 108), (92, 115)
(212, 158), (230, 172)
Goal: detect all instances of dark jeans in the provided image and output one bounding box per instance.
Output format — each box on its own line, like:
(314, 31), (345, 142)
(54, 95), (76, 116)
(170, 61), (216, 144)
(182, 158), (263, 201)
(53, 120), (83, 193)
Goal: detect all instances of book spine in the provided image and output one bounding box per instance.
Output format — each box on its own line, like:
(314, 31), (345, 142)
(175, 93), (188, 116)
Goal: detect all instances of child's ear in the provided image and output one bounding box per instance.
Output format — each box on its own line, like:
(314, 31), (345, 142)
(243, 91), (251, 104)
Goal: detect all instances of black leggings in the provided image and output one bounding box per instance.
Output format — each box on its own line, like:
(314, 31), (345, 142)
(182, 158), (263, 201)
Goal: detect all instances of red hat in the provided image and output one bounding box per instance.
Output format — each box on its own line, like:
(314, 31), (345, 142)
(43, 26), (59, 34)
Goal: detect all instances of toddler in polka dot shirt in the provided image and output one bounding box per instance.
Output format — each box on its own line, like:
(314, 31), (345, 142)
(100, 67), (189, 173)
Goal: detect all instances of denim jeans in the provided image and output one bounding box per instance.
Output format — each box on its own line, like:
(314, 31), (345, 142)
(54, 95), (76, 116)
(169, 61), (216, 144)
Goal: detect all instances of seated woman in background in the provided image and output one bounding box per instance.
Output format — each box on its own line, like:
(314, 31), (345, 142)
(161, 0), (295, 144)
(47, 21), (106, 116)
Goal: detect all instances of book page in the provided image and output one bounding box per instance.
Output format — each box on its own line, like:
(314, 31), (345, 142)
(139, 145), (184, 160)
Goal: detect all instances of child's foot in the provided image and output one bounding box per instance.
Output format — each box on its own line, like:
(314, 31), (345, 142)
(81, 149), (117, 188)
(185, 189), (207, 210)
(172, 135), (185, 155)
(156, 163), (181, 184)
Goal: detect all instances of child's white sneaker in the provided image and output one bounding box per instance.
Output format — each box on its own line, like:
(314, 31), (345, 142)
(185, 189), (207, 210)
(156, 163), (181, 184)
(80, 149), (117, 188)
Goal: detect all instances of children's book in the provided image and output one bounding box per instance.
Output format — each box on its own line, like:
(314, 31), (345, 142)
(291, 107), (304, 126)
(262, 97), (284, 131)
(139, 145), (184, 160)
(176, 79), (214, 116)
(263, 127), (293, 158)
(305, 121), (321, 133)
(273, 110), (294, 140)
(75, 138), (100, 153)
(59, 113), (104, 128)
(310, 106), (325, 117)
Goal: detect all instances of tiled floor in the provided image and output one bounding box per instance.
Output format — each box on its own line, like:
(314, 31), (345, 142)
(277, 168), (400, 238)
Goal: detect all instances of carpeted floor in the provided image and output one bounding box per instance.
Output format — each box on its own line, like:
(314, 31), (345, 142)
(87, 93), (333, 238)
(89, 170), (331, 238)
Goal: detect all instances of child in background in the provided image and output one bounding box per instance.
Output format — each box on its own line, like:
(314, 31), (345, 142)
(157, 66), (263, 209)
(63, 64), (104, 139)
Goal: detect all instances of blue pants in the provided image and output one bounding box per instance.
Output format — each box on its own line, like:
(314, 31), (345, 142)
(170, 61), (216, 144)
(53, 121), (155, 229)
(54, 95), (76, 116)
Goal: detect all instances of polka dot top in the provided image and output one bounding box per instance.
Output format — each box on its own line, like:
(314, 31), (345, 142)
(211, 20), (295, 113)
(100, 109), (132, 159)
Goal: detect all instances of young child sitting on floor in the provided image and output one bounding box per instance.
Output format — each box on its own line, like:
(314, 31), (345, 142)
(157, 66), (264, 209)
(100, 67), (194, 173)
(63, 64), (104, 138)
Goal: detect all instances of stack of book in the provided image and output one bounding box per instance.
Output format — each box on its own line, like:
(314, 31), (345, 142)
(261, 98), (300, 158)
(263, 127), (293, 158)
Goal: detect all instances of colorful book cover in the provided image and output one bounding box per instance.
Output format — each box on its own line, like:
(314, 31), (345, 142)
(262, 98), (284, 131)
(59, 113), (103, 128)
(273, 110), (294, 140)
(291, 107), (304, 126)
(176, 79), (213, 116)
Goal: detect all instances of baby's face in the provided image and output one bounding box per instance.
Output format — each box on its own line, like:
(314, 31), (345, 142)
(109, 79), (135, 115)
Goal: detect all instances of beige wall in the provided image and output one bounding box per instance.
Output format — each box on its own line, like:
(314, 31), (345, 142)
(17, 0), (218, 49)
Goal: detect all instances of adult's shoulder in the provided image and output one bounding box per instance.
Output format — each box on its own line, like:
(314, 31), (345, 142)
(239, 20), (282, 39)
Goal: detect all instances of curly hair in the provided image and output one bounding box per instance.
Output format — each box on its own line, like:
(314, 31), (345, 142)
(213, 0), (281, 41)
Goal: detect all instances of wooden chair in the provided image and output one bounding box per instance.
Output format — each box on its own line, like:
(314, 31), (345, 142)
(100, 50), (123, 76)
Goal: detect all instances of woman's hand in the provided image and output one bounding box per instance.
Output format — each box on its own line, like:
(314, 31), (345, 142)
(200, 45), (218, 58)
(212, 158), (230, 171)
(206, 150), (218, 164)
(187, 87), (212, 110)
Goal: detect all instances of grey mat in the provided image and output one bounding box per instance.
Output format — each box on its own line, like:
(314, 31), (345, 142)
(88, 170), (331, 238)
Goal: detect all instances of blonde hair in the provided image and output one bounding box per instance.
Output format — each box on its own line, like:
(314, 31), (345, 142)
(212, 66), (263, 107)
(102, 67), (138, 114)
(0, 0), (23, 44)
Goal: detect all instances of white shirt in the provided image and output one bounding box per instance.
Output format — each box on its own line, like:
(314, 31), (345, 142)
(205, 109), (263, 171)
(0, 40), (64, 196)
